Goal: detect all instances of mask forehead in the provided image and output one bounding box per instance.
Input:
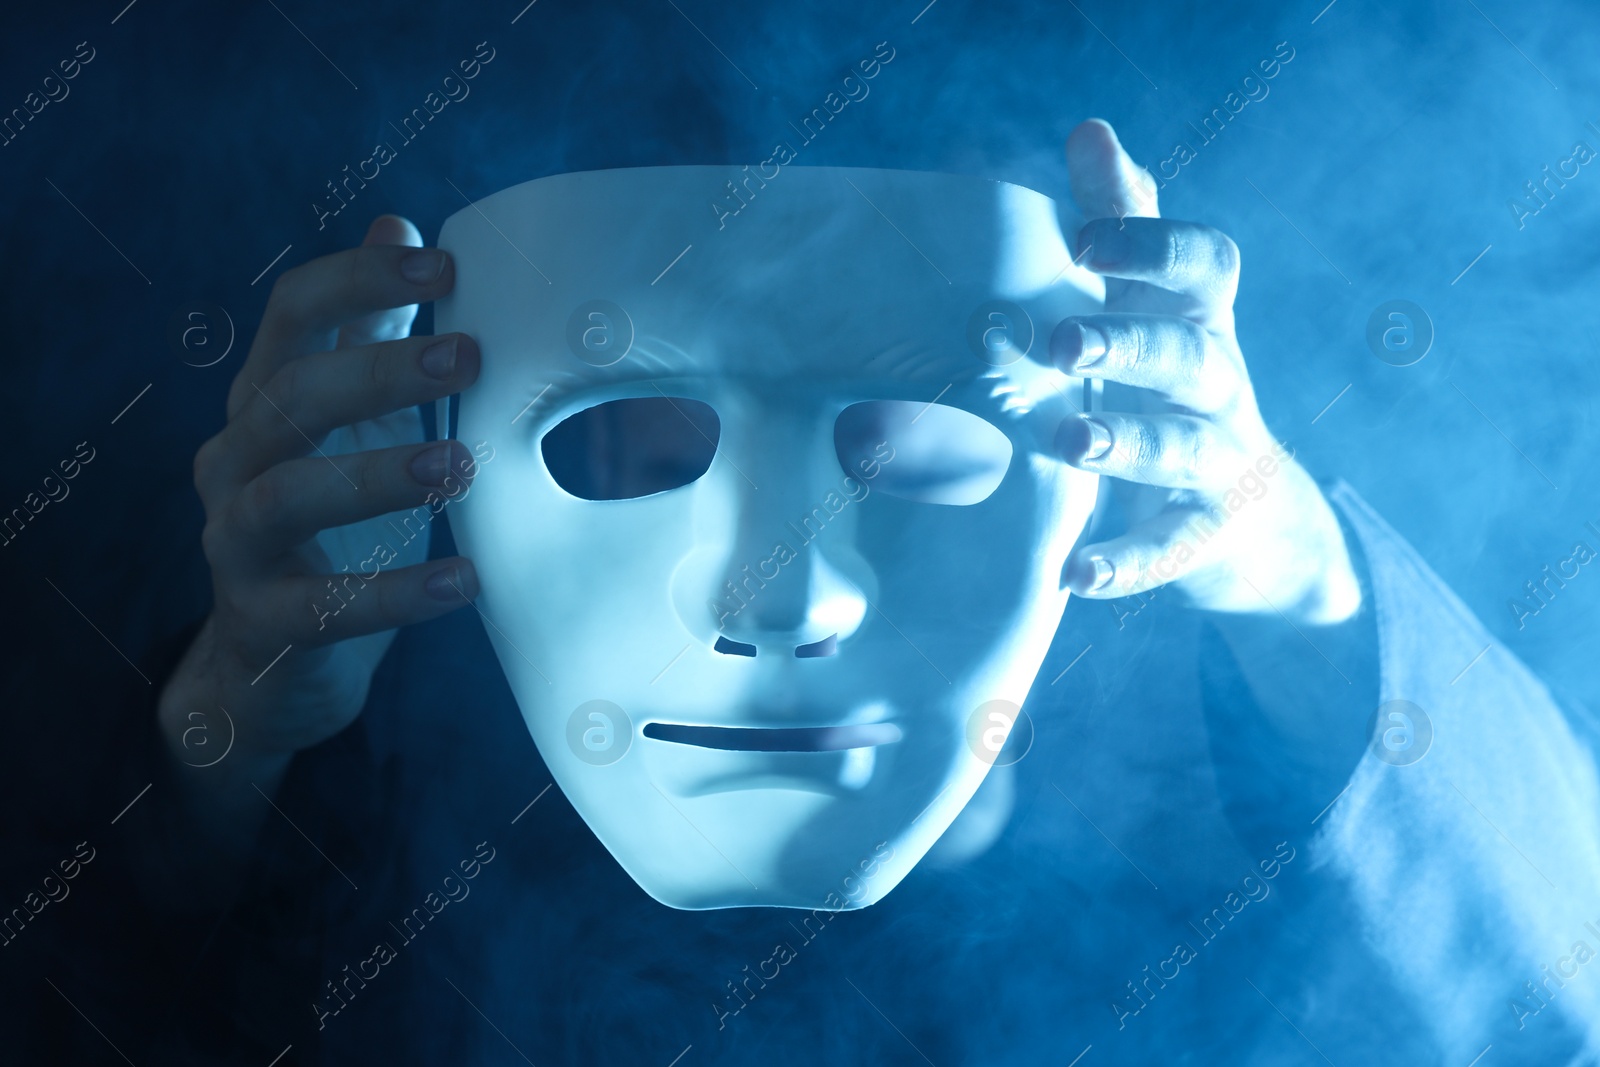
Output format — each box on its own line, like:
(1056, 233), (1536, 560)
(441, 167), (1101, 430)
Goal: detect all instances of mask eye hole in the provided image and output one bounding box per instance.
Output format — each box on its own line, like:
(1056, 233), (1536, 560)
(542, 396), (719, 500)
(834, 399), (1013, 506)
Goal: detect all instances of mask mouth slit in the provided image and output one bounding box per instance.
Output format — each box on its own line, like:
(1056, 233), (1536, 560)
(641, 722), (901, 752)
(711, 634), (841, 658)
(795, 634), (838, 658)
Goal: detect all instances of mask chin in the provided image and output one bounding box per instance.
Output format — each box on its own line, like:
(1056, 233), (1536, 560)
(436, 165), (1103, 909)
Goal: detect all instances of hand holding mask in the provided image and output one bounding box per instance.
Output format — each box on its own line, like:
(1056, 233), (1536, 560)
(1051, 119), (1360, 627)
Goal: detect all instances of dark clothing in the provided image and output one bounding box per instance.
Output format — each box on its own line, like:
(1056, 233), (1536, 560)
(13, 482), (1600, 1065)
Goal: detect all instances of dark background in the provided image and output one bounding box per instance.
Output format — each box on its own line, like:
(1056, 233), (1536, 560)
(3, 0), (1597, 1060)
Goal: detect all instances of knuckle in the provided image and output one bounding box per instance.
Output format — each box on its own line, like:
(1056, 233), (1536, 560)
(265, 268), (293, 307)
(1160, 227), (1183, 282)
(354, 453), (386, 496)
(215, 582), (257, 631)
(1176, 420), (1213, 479)
(343, 248), (383, 310)
(1118, 419), (1160, 471)
(1123, 319), (1155, 374)
(265, 359), (302, 416)
(266, 267), (310, 333)
(237, 469), (287, 538)
(365, 343), (393, 396)
(192, 435), (223, 497)
(374, 573), (411, 624)
(1119, 547), (1159, 593)
(345, 246), (388, 305)
(1177, 320), (1209, 371)
(272, 359), (327, 431)
(346, 245), (366, 292)
(1214, 232), (1241, 281)
(340, 571), (402, 635)
(1176, 321), (1212, 394)
(275, 585), (321, 646)
(199, 518), (228, 569)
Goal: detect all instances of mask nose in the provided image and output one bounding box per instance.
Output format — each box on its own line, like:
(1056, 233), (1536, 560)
(710, 540), (868, 658)
(667, 400), (874, 658)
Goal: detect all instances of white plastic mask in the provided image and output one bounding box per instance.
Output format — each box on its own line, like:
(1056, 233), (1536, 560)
(437, 166), (1102, 910)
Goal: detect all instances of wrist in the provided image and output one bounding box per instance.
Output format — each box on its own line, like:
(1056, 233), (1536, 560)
(156, 614), (295, 769)
(1288, 535), (1362, 627)
(1277, 471), (1364, 627)
(157, 677), (293, 789)
(156, 619), (293, 857)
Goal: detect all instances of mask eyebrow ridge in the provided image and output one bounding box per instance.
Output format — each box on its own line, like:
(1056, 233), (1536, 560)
(864, 341), (983, 385)
(509, 339), (707, 429)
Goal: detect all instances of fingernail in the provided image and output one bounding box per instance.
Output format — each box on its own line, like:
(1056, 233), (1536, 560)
(1088, 557), (1114, 592)
(1080, 224), (1131, 269)
(410, 442), (452, 485)
(1057, 413), (1114, 463)
(421, 336), (458, 379)
(1068, 323), (1108, 371)
(401, 248), (447, 284)
(425, 562), (474, 601)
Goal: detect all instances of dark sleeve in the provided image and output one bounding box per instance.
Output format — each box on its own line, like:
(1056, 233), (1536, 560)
(1194, 477), (1382, 840)
(1307, 481), (1600, 1056)
(58, 619), (388, 1063)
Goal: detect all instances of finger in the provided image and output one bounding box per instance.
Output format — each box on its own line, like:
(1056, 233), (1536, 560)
(198, 332), (479, 500)
(213, 440), (479, 567)
(338, 215), (425, 350)
(1053, 411), (1239, 490)
(1062, 507), (1228, 598)
(228, 241), (455, 420)
(1066, 118), (1160, 222)
(1073, 216), (1240, 310)
(1049, 313), (1242, 413)
(280, 557), (481, 646)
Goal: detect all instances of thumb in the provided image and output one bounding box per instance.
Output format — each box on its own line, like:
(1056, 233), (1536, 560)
(1066, 118), (1160, 222)
(336, 214), (425, 349)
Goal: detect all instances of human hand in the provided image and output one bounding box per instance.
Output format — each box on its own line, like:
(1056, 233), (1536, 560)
(161, 215), (482, 767)
(1053, 119), (1359, 626)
